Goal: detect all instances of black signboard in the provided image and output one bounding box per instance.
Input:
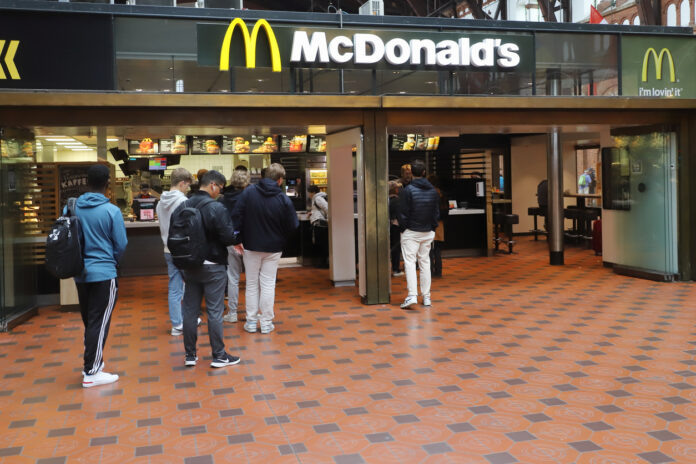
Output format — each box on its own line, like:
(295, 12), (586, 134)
(191, 136), (221, 154)
(0, 11), (114, 90)
(308, 136), (326, 153)
(59, 165), (92, 209)
(159, 136), (189, 155)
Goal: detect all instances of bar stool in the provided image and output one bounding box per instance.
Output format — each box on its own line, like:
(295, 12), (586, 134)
(563, 208), (582, 244)
(527, 206), (547, 241)
(493, 212), (519, 254)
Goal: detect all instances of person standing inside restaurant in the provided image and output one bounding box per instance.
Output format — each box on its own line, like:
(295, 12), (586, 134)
(398, 160), (439, 309)
(388, 181), (403, 277)
(179, 170), (241, 368)
(399, 163), (412, 188)
(233, 163), (299, 334)
(427, 174), (447, 278)
(74, 164), (128, 387)
(156, 168), (192, 336)
(220, 167), (251, 323)
(308, 184), (329, 269)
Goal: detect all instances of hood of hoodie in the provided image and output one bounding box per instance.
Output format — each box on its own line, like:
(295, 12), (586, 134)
(410, 177), (434, 190)
(223, 187), (244, 201)
(256, 178), (282, 197)
(158, 189), (187, 214)
(76, 192), (111, 209)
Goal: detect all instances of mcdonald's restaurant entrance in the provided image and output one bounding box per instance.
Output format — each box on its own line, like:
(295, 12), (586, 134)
(1, 2), (695, 328)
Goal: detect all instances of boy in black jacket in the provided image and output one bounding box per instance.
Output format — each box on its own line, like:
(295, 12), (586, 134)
(180, 170), (241, 368)
(232, 163), (299, 334)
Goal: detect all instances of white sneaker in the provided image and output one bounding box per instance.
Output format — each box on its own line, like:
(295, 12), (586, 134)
(423, 295), (432, 307)
(392, 271), (404, 277)
(244, 322), (258, 333)
(260, 323), (275, 334)
(171, 325), (183, 336)
(223, 311), (238, 323)
(197, 317), (202, 326)
(82, 371), (119, 388)
(400, 296), (418, 309)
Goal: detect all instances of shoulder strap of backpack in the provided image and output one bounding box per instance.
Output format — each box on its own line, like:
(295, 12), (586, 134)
(67, 197), (77, 216)
(194, 196), (216, 211)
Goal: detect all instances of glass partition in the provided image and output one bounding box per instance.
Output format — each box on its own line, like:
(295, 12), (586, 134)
(535, 33), (619, 96)
(0, 129), (38, 330)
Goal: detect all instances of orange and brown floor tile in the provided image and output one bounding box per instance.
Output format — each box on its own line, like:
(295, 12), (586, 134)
(1, 238), (696, 463)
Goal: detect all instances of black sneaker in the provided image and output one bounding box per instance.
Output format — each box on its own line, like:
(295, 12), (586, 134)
(185, 355), (198, 367)
(210, 353), (241, 368)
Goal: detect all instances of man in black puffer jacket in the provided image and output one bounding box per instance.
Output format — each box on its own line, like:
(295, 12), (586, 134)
(232, 163), (299, 334)
(180, 170), (241, 369)
(398, 159), (439, 310)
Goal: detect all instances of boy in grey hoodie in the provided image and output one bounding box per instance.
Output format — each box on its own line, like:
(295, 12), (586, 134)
(74, 165), (128, 388)
(156, 168), (192, 335)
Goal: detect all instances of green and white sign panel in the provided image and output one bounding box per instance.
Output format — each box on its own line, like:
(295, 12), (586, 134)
(622, 36), (696, 98)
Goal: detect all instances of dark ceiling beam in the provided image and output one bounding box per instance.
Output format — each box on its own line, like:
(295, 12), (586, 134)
(637, 0), (661, 25)
(403, 0), (425, 16)
(462, 0), (492, 20)
(538, 0), (558, 22)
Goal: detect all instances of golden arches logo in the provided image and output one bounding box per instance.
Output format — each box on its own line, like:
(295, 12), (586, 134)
(219, 18), (281, 72)
(641, 47), (675, 83)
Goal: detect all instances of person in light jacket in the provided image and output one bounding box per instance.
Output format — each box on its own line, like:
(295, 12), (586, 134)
(73, 164), (128, 388)
(156, 168), (192, 336)
(308, 184), (329, 268)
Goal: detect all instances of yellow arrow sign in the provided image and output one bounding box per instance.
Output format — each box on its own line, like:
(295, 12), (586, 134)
(0, 40), (20, 80)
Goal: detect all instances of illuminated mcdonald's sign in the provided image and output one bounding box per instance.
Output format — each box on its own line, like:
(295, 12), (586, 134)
(0, 39), (20, 80)
(641, 47), (675, 83)
(219, 18), (282, 72)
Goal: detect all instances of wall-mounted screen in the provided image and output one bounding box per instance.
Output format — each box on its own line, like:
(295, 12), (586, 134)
(191, 136), (221, 154)
(149, 157), (167, 171)
(159, 135), (188, 155)
(128, 138), (158, 155)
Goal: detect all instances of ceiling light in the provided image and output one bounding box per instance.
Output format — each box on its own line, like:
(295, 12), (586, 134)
(107, 138), (119, 142)
(71, 148), (93, 151)
(56, 141), (79, 145)
(45, 138), (74, 142)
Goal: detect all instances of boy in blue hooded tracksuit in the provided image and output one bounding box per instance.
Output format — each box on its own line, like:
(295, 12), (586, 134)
(72, 165), (128, 388)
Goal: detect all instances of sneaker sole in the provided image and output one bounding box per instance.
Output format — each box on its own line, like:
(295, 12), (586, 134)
(82, 377), (118, 388)
(244, 327), (257, 333)
(210, 358), (242, 368)
(400, 301), (417, 309)
(185, 361), (197, 367)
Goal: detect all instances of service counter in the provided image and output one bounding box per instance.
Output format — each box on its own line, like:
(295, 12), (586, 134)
(443, 208), (487, 252)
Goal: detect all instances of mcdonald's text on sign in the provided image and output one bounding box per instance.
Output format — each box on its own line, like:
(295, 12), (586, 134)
(0, 40), (20, 80)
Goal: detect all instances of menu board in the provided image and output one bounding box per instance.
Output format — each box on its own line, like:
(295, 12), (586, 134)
(59, 164), (92, 208)
(308, 136), (326, 153)
(390, 134), (439, 151)
(191, 136), (221, 154)
(1, 139), (34, 158)
(279, 135), (307, 153)
(129, 138), (158, 155)
(159, 135), (188, 155)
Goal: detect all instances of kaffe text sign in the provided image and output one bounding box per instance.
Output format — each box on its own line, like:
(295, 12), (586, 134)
(198, 21), (534, 73)
(621, 36), (695, 98)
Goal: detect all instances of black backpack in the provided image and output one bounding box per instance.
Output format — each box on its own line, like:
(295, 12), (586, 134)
(45, 198), (84, 279)
(167, 197), (214, 269)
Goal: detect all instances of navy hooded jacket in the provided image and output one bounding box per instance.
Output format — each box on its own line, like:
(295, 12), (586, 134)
(232, 178), (299, 253)
(398, 177), (440, 233)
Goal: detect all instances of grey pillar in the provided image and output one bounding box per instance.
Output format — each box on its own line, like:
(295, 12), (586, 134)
(546, 70), (564, 265)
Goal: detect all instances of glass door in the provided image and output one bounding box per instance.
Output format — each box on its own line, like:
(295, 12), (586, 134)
(602, 130), (678, 275)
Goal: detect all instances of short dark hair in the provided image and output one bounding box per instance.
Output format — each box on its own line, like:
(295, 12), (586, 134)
(411, 159), (426, 177)
(307, 185), (320, 194)
(234, 165), (248, 172)
(200, 170), (226, 187)
(87, 164), (110, 190)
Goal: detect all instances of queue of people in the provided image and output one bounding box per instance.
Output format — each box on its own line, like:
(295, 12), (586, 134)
(70, 159), (443, 388)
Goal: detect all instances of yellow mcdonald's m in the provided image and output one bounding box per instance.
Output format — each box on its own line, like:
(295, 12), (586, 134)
(641, 47), (675, 83)
(219, 18), (281, 72)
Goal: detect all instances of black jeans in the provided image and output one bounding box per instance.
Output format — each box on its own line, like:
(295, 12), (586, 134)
(430, 240), (443, 277)
(182, 264), (227, 359)
(390, 224), (401, 273)
(312, 223), (329, 268)
(77, 279), (118, 375)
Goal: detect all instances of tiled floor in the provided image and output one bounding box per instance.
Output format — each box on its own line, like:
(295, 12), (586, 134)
(1, 238), (696, 464)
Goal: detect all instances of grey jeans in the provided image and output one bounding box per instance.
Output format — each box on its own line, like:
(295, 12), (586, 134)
(226, 246), (243, 311)
(182, 264), (227, 359)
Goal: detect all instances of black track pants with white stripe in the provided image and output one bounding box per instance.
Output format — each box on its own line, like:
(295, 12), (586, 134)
(77, 279), (118, 375)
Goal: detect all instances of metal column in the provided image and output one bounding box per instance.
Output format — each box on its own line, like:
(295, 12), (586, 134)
(547, 70), (564, 265)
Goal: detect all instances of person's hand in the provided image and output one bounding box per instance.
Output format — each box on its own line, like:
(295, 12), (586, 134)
(233, 244), (244, 255)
